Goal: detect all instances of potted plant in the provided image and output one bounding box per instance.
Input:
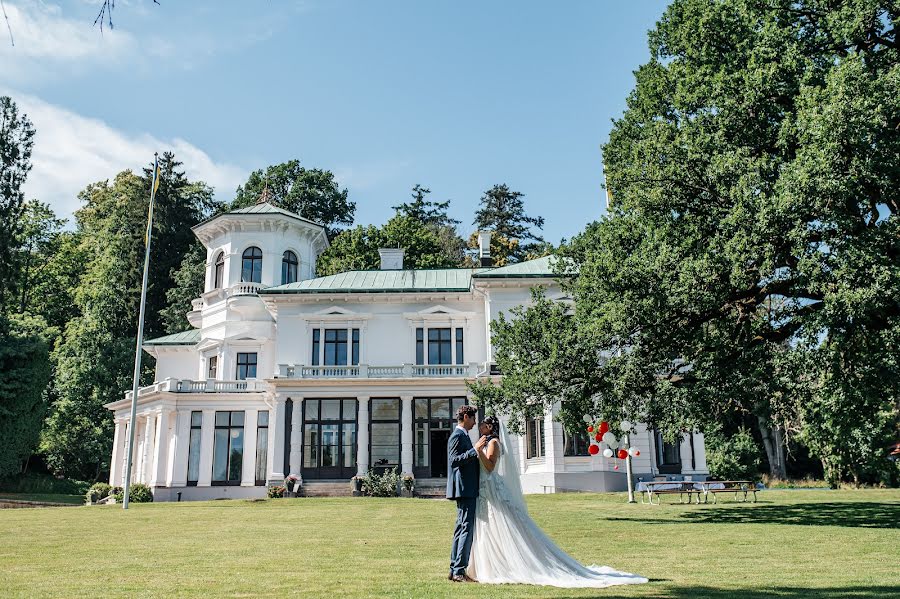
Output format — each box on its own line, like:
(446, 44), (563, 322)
(284, 474), (301, 497)
(401, 475), (415, 498)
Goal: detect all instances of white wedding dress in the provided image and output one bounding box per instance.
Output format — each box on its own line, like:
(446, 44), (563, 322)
(466, 424), (649, 588)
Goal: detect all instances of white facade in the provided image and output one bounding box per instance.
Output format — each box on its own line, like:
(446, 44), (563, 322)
(105, 203), (707, 500)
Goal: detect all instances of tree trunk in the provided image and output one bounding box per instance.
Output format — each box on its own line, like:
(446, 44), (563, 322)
(757, 416), (786, 479)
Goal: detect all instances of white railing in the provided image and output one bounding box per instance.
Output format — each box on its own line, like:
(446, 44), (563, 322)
(277, 363), (481, 379)
(228, 282), (264, 297)
(190, 298), (204, 311)
(124, 378), (265, 399)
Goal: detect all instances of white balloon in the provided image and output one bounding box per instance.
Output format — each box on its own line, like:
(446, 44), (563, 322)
(582, 414), (592, 423)
(621, 420), (632, 431)
(601, 431), (616, 445)
(602, 448), (614, 458)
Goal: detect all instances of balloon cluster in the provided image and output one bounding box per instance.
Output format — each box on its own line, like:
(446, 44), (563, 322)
(582, 415), (640, 470)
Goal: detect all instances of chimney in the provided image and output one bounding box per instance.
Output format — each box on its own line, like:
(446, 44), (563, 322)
(477, 231), (493, 267)
(378, 248), (405, 270)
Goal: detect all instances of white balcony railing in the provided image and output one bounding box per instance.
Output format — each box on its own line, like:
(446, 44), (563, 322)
(277, 362), (482, 379)
(124, 378), (266, 400)
(229, 282), (264, 297)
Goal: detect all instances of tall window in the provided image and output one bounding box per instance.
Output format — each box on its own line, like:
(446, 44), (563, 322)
(370, 398), (400, 473)
(416, 327), (464, 365)
(310, 329), (360, 366)
(302, 399), (357, 479)
(563, 429), (590, 457)
(213, 251), (225, 289)
(255, 411), (269, 485)
(527, 418), (545, 459)
(428, 328), (452, 364)
(282, 250), (298, 285)
(656, 431), (682, 474)
(207, 355), (218, 379)
(241, 247), (263, 283)
(236, 352), (257, 380)
(212, 411), (244, 485)
(187, 411), (202, 485)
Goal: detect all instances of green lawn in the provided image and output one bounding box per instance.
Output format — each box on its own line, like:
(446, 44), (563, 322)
(1, 490), (897, 598)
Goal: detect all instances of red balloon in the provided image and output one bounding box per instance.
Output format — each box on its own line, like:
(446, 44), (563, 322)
(599, 421), (610, 435)
(588, 444), (600, 455)
(634, 449), (641, 456)
(587, 425), (594, 433)
(594, 433), (602, 442)
(614, 465), (619, 470)
(617, 449), (628, 459)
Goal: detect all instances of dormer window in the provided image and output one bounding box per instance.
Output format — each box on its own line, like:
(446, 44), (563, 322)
(213, 251), (225, 289)
(282, 250), (299, 285)
(241, 247), (263, 283)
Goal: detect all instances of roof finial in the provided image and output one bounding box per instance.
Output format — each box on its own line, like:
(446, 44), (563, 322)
(257, 172), (271, 205)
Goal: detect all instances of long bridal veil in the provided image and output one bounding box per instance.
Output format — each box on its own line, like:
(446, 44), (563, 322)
(496, 419), (528, 514)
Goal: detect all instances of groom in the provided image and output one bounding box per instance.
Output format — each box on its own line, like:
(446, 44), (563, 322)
(446, 404), (484, 583)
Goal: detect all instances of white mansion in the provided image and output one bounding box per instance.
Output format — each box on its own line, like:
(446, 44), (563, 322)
(105, 202), (708, 500)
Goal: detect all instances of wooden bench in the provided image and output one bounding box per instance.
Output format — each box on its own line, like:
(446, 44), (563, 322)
(701, 480), (757, 503)
(638, 481), (702, 505)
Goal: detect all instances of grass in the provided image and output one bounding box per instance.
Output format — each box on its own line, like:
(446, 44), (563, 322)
(1, 489), (898, 598)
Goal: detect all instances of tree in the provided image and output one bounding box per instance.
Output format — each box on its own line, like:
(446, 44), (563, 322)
(471, 184), (544, 265)
(0, 314), (53, 478)
(13, 200), (67, 316)
(316, 215), (460, 276)
(231, 160), (355, 238)
(476, 0), (899, 484)
(0, 96), (35, 311)
(44, 158), (215, 480)
(393, 185), (466, 266)
(160, 242), (206, 333)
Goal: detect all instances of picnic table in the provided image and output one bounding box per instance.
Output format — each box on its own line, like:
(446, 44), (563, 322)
(637, 480), (758, 504)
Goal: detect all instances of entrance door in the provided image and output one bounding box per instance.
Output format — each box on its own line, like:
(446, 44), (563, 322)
(429, 430), (451, 478)
(413, 397), (468, 478)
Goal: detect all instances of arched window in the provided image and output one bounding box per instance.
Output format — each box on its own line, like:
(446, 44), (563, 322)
(282, 250), (299, 284)
(213, 251), (225, 289)
(241, 247), (263, 283)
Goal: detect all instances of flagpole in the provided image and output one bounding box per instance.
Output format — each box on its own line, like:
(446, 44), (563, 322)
(122, 152), (160, 510)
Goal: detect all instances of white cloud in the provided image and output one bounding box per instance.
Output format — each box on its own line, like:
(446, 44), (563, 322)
(5, 90), (247, 221)
(0, 2), (137, 82)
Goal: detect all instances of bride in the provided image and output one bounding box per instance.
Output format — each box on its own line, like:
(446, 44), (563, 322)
(465, 415), (649, 588)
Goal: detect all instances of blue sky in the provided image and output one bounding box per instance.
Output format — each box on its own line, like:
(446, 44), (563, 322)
(1, 0), (670, 243)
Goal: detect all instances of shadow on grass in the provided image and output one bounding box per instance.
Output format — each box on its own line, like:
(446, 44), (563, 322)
(553, 586), (900, 599)
(605, 502), (899, 529)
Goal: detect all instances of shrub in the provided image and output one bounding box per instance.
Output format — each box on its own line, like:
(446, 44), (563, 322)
(113, 483), (153, 503)
(706, 427), (762, 481)
(0, 472), (90, 496)
(86, 482), (113, 503)
(267, 485), (285, 499)
(361, 469), (400, 497)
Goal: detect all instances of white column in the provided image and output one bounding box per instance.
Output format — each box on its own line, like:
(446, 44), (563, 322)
(679, 432), (695, 477)
(109, 419), (125, 486)
(141, 415), (156, 484)
(150, 409), (170, 488)
(692, 432), (708, 474)
(264, 408), (275, 483)
(198, 409), (215, 486)
(401, 395), (413, 476)
(271, 397), (286, 480)
(356, 396), (370, 476)
(121, 419), (132, 487)
(242, 409), (259, 486)
(170, 410), (190, 487)
(289, 397), (302, 477)
(133, 417), (145, 484)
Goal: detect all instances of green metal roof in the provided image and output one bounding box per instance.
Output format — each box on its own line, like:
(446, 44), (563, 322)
(473, 255), (569, 278)
(192, 202), (326, 232)
(143, 330), (201, 346)
(261, 269), (484, 294)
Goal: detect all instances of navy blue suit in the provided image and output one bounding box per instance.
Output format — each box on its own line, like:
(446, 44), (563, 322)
(447, 425), (480, 577)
